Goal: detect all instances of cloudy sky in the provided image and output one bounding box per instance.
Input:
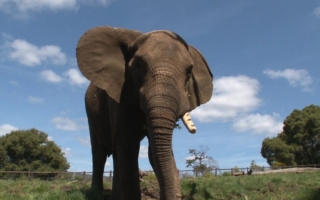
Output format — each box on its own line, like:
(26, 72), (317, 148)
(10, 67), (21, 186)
(0, 1), (319, 172)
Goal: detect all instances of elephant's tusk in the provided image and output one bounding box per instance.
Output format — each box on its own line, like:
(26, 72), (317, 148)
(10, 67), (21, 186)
(182, 112), (196, 134)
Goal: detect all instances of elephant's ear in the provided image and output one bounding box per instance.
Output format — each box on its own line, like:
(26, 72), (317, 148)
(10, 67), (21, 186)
(76, 26), (142, 103)
(187, 46), (213, 110)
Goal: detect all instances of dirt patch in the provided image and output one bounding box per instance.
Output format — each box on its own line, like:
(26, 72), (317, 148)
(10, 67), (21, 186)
(141, 185), (160, 200)
(140, 180), (160, 200)
(253, 167), (320, 175)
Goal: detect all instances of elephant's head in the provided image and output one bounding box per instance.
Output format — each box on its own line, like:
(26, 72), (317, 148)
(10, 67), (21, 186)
(76, 26), (213, 199)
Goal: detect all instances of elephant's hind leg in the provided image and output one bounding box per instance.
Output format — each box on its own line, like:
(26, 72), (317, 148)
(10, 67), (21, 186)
(85, 83), (111, 193)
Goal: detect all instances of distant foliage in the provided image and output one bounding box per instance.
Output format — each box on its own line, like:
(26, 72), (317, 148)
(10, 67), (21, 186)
(0, 128), (70, 171)
(250, 160), (264, 171)
(261, 104), (320, 166)
(232, 165), (244, 173)
(186, 145), (219, 177)
(221, 172), (231, 176)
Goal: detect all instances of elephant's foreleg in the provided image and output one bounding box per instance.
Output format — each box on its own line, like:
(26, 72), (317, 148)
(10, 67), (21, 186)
(113, 139), (141, 200)
(90, 133), (108, 192)
(85, 84), (111, 193)
(111, 152), (120, 199)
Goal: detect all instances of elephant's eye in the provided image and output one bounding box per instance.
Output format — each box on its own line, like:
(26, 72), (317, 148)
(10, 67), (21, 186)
(186, 67), (192, 80)
(185, 72), (192, 86)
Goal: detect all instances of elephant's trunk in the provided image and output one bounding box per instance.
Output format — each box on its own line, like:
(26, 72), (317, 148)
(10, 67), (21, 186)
(142, 71), (181, 199)
(147, 107), (177, 199)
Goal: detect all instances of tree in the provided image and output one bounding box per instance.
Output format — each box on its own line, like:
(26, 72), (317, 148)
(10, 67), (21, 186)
(233, 165), (240, 172)
(261, 137), (296, 166)
(261, 104), (320, 166)
(186, 145), (219, 176)
(0, 128), (70, 171)
(250, 160), (264, 171)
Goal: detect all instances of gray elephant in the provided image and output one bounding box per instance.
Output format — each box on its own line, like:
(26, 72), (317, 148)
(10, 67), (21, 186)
(76, 26), (213, 200)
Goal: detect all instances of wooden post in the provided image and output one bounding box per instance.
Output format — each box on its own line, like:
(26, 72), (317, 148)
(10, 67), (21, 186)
(109, 170), (112, 182)
(231, 168), (233, 176)
(83, 171), (86, 181)
(28, 170), (31, 180)
(215, 168), (217, 177)
(56, 171), (60, 180)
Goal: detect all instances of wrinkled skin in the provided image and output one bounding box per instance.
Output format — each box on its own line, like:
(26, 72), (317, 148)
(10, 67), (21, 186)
(76, 26), (213, 200)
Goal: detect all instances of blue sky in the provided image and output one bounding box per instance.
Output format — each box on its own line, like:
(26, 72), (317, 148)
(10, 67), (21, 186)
(0, 1), (319, 172)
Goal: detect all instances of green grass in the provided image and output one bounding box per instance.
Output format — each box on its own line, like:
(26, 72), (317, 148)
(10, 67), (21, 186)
(0, 171), (319, 199)
(0, 179), (112, 200)
(181, 171), (320, 200)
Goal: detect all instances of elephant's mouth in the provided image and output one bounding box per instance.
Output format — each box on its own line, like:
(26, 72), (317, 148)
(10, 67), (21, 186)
(182, 112), (196, 134)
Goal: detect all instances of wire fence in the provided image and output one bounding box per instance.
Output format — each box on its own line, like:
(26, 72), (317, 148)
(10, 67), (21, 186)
(0, 164), (319, 182)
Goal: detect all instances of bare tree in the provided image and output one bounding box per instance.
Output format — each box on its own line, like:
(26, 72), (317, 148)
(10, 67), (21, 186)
(186, 145), (219, 177)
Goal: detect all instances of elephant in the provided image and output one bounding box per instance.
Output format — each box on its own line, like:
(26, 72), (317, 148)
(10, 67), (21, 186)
(76, 26), (213, 200)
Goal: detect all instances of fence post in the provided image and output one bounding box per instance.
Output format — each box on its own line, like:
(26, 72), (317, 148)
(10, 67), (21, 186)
(109, 170), (112, 182)
(215, 168), (217, 177)
(83, 171), (86, 181)
(56, 171), (60, 180)
(28, 170), (31, 180)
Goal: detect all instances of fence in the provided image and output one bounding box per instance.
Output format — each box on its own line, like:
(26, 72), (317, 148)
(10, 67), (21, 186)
(0, 164), (319, 181)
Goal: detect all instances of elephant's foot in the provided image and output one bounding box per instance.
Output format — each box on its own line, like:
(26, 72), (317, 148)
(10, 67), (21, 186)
(182, 112), (196, 133)
(90, 186), (103, 194)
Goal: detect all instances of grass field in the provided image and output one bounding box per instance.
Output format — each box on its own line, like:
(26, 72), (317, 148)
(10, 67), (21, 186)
(180, 171), (320, 199)
(0, 171), (319, 199)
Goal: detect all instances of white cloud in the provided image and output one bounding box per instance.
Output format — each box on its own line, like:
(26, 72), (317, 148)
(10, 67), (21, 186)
(27, 95), (44, 104)
(105, 161), (112, 167)
(41, 70), (63, 83)
(313, 6), (320, 18)
(51, 117), (83, 131)
(7, 39), (67, 66)
(63, 148), (72, 157)
(9, 80), (19, 86)
(76, 137), (91, 148)
(47, 135), (54, 141)
(1, 32), (13, 40)
(263, 69), (313, 91)
(0, 124), (18, 136)
(185, 155), (195, 161)
(0, 0), (77, 13)
(0, 0), (113, 18)
(139, 146), (148, 158)
(65, 68), (89, 86)
(192, 75), (261, 122)
(233, 113), (283, 136)
(40, 69), (89, 86)
(96, 0), (114, 6)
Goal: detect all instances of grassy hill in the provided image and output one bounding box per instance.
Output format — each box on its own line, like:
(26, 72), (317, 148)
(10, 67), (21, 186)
(0, 171), (319, 199)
